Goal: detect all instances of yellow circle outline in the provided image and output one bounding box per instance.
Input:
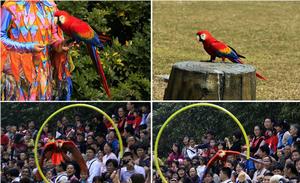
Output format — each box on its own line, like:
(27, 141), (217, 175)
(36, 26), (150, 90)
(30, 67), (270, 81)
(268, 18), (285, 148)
(154, 103), (250, 183)
(34, 104), (124, 183)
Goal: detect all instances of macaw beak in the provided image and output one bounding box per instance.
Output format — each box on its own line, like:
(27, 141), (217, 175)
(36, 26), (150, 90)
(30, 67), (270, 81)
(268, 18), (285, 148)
(196, 35), (202, 42)
(54, 17), (58, 25)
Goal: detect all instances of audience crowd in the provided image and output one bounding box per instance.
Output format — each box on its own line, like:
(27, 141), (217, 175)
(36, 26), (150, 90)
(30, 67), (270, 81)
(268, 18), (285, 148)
(1, 102), (151, 183)
(153, 118), (300, 183)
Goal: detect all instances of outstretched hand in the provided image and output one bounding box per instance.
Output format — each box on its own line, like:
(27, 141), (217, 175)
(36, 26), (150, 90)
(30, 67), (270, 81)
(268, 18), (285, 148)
(33, 44), (45, 52)
(49, 39), (78, 52)
(62, 40), (76, 51)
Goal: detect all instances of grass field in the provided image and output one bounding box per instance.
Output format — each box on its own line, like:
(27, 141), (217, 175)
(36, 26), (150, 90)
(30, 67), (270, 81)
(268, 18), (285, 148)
(153, 1), (300, 100)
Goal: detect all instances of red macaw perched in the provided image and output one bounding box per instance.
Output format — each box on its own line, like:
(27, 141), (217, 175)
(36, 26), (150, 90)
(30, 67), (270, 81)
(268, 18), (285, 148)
(54, 10), (111, 98)
(196, 30), (267, 80)
(37, 140), (88, 179)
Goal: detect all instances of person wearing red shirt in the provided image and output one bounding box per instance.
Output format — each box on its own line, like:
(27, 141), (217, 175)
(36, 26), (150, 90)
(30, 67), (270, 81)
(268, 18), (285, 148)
(250, 126), (265, 155)
(167, 143), (184, 166)
(133, 110), (142, 130)
(264, 129), (278, 154)
(208, 139), (219, 156)
(126, 102), (136, 128)
(1, 127), (9, 147)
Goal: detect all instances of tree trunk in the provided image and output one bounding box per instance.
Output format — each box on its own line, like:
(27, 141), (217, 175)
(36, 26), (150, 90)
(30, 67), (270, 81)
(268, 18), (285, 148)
(164, 61), (256, 100)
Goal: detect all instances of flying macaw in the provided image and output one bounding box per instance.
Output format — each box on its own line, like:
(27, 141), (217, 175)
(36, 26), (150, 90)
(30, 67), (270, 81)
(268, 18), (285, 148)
(201, 150), (264, 181)
(196, 30), (267, 80)
(36, 140), (88, 180)
(54, 10), (111, 98)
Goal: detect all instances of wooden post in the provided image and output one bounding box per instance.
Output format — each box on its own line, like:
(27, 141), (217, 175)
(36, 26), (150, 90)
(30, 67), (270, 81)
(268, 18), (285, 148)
(164, 61), (256, 100)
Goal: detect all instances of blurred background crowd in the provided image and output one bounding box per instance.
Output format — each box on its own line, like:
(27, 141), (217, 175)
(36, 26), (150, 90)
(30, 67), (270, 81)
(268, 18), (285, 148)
(1, 102), (151, 183)
(153, 118), (300, 183)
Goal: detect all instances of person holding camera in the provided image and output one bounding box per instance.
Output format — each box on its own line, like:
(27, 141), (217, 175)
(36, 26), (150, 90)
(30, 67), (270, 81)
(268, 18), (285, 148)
(119, 152), (145, 183)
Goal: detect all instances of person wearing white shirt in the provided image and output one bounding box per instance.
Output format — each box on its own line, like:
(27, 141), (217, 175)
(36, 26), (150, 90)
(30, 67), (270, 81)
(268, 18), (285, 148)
(253, 159), (267, 183)
(54, 163), (68, 183)
(86, 147), (102, 183)
(220, 167), (233, 183)
(101, 143), (118, 174)
(120, 152), (145, 183)
(187, 138), (198, 159)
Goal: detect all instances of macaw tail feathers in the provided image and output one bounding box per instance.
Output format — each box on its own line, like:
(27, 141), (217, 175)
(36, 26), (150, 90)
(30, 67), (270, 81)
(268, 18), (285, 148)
(51, 152), (64, 165)
(256, 72), (267, 80)
(232, 58), (244, 64)
(86, 44), (111, 98)
(232, 59), (267, 81)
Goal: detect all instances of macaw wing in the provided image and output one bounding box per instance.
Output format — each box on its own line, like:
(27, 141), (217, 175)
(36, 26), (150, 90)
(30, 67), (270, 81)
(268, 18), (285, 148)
(228, 45), (246, 59)
(205, 151), (222, 169)
(69, 19), (103, 48)
(61, 141), (89, 177)
(223, 150), (242, 156)
(36, 142), (56, 181)
(202, 150), (242, 181)
(211, 41), (241, 63)
(43, 142), (66, 166)
(201, 152), (221, 181)
(41, 142), (57, 163)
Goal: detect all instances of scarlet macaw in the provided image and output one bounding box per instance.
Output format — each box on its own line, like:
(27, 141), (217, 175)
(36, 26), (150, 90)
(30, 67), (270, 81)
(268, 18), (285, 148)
(36, 140), (88, 180)
(201, 150), (264, 181)
(196, 30), (267, 80)
(54, 10), (111, 98)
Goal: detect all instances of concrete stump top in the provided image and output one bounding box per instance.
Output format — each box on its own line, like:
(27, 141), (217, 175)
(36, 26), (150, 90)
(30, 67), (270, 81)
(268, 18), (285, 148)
(173, 61), (256, 75)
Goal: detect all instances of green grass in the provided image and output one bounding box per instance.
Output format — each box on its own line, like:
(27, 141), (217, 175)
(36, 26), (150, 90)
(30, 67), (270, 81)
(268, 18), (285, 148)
(153, 1), (300, 100)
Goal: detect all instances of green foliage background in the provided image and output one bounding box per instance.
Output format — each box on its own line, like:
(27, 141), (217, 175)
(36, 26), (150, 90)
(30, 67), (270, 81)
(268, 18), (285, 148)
(153, 103), (300, 157)
(56, 1), (150, 100)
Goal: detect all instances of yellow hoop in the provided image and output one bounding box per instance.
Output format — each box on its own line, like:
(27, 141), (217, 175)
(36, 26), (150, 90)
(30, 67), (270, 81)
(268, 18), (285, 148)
(154, 103), (250, 183)
(34, 104), (124, 183)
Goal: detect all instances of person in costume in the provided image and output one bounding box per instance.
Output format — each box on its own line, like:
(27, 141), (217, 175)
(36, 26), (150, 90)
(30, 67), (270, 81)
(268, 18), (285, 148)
(0, 0), (73, 100)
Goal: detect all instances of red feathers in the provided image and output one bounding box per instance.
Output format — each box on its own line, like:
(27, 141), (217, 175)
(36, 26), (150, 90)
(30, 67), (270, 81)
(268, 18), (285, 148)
(206, 150), (241, 168)
(54, 10), (95, 41)
(51, 152), (64, 165)
(54, 10), (111, 98)
(36, 140), (89, 181)
(197, 30), (267, 80)
(40, 140), (88, 174)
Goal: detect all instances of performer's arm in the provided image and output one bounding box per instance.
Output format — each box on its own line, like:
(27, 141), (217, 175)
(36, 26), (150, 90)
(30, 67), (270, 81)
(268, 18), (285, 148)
(50, 7), (72, 53)
(50, 10), (64, 52)
(0, 8), (36, 52)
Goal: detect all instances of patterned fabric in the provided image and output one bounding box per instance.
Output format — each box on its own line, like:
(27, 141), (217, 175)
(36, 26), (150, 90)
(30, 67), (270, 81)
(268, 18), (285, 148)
(0, 0), (72, 100)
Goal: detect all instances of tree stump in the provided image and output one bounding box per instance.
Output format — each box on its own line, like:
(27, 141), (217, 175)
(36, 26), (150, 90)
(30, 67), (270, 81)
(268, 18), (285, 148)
(164, 61), (256, 100)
